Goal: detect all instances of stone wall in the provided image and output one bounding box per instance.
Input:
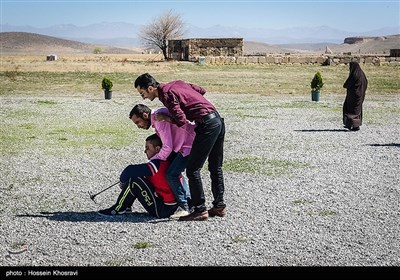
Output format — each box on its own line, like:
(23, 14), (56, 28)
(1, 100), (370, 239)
(200, 54), (400, 65)
(188, 38), (243, 58)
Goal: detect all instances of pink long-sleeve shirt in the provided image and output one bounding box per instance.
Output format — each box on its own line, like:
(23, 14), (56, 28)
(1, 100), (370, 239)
(150, 107), (196, 161)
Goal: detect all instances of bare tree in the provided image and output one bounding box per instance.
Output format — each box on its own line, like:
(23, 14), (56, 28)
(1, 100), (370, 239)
(138, 9), (186, 60)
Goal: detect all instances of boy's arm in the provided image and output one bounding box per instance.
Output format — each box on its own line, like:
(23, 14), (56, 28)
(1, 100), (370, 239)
(162, 92), (187, 127)
(189, 83), (206, 95)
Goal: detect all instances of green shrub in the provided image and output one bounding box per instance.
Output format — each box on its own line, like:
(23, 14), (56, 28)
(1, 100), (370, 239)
(101, 77), (113, 91)
(93, 47), (102, 54)
(311, 71), (324, 91)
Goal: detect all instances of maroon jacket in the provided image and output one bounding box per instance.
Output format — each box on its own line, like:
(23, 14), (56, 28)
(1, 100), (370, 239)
(158, 80), (216, 127)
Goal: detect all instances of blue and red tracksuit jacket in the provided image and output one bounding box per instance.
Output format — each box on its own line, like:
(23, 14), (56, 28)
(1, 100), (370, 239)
(119, 159), (176, 204)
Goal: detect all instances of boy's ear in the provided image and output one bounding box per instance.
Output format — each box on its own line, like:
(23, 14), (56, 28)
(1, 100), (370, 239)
(155, 146), (161, 153)
(142, 112), (149, 120)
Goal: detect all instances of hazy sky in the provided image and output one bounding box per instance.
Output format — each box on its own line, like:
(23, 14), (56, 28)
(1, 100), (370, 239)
(1, 0), (399, 32)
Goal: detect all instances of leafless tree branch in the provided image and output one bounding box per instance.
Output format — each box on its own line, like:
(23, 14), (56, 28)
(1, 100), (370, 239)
(138, 9), (186, 60)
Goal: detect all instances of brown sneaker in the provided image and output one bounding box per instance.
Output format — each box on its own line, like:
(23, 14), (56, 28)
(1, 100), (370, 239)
(208, 207), (226, 217)
(178, 210), (208, 221)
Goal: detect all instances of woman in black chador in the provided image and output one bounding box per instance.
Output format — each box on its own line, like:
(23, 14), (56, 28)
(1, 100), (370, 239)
(343, 61), (368, 131)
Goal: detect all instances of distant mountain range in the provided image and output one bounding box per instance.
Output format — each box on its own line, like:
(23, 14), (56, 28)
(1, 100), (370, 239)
(2, 32), (398, 55)
(1, 22), (399, 48)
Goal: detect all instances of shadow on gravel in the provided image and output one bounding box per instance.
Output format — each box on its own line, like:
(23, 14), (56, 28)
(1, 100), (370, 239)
(15, 211), (171, 223)
(367, 143), (400, 147)
(295, 129), (348, 132)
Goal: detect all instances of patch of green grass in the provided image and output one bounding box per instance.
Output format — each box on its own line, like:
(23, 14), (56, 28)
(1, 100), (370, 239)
(270, 100), (330, 109)
(104, 259), (127, 266)
(367, 65), (400, 94)
(369, 107), (400, 114)
(319, 209), (337, 216)
(219, 99), (274, 119)
(133, 241), (154, 249)
(1, 63), (399, 96)
(36, 100), (57, 105)
(3, 108), (38, 119)
(0, 108), (138, 155)
(11, 241), (27, 250)
(232, 235), (247, 243)
(231, 112), (271, 119)
(18, 123), (36, 129)
(224, 156), (310, 176)
(364, 107), (400, 124)
(48, 129), (67, 135)
(54, 124), (135, 149)
(0, 129), (30, 154)
(293, 198), (314, 205)
(0, 71), (135, 96)
(4, 70), (20, 81)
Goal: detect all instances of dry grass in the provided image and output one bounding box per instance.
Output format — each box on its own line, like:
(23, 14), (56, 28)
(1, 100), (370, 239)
(0, 54), (399, 98)
(0, 54), (165, 73)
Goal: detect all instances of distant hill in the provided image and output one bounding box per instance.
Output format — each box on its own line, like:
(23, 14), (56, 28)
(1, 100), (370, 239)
(0, 32), (139, 54)
(1, 32), (398, 55)
(327, 35), (400, 54)
(247, 34), (400, 55)
(243, 41), (293, 55)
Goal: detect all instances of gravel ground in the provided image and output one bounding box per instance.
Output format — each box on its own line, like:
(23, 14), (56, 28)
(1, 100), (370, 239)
(0, 93), (399, 269)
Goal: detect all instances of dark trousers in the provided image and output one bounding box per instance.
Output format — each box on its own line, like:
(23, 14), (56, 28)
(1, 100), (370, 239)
(186, 112), (226, 212)
(113, 177), (177, 219)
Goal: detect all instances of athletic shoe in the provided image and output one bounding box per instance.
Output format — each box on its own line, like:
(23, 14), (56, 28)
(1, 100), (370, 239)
(97, 207), (126, 217)
(170, 206), (189, 219)
(125, 207), (132, 214)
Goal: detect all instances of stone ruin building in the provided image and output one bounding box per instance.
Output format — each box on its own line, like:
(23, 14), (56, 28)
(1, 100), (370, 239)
(168, 38), (243, 62)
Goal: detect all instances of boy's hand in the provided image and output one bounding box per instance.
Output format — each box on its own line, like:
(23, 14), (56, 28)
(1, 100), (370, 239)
(119, 181), (128, 190)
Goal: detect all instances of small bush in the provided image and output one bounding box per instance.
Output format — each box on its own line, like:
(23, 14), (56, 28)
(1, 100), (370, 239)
(93, 47), (102, 54)
(101, 77), (113, 91)
(311, 71), (324, 91)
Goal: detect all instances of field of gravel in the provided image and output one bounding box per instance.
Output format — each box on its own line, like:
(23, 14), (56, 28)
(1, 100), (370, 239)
(0, 91), (399, 269)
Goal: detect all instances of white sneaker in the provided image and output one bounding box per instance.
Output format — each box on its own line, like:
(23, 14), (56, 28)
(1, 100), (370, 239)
(170, 206), (189, 219)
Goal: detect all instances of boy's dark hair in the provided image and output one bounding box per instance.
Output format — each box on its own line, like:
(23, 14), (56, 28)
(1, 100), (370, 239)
(134, 73), (159, 90)
(129, 104), (151, 119)
(146, 133), (162, 148)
